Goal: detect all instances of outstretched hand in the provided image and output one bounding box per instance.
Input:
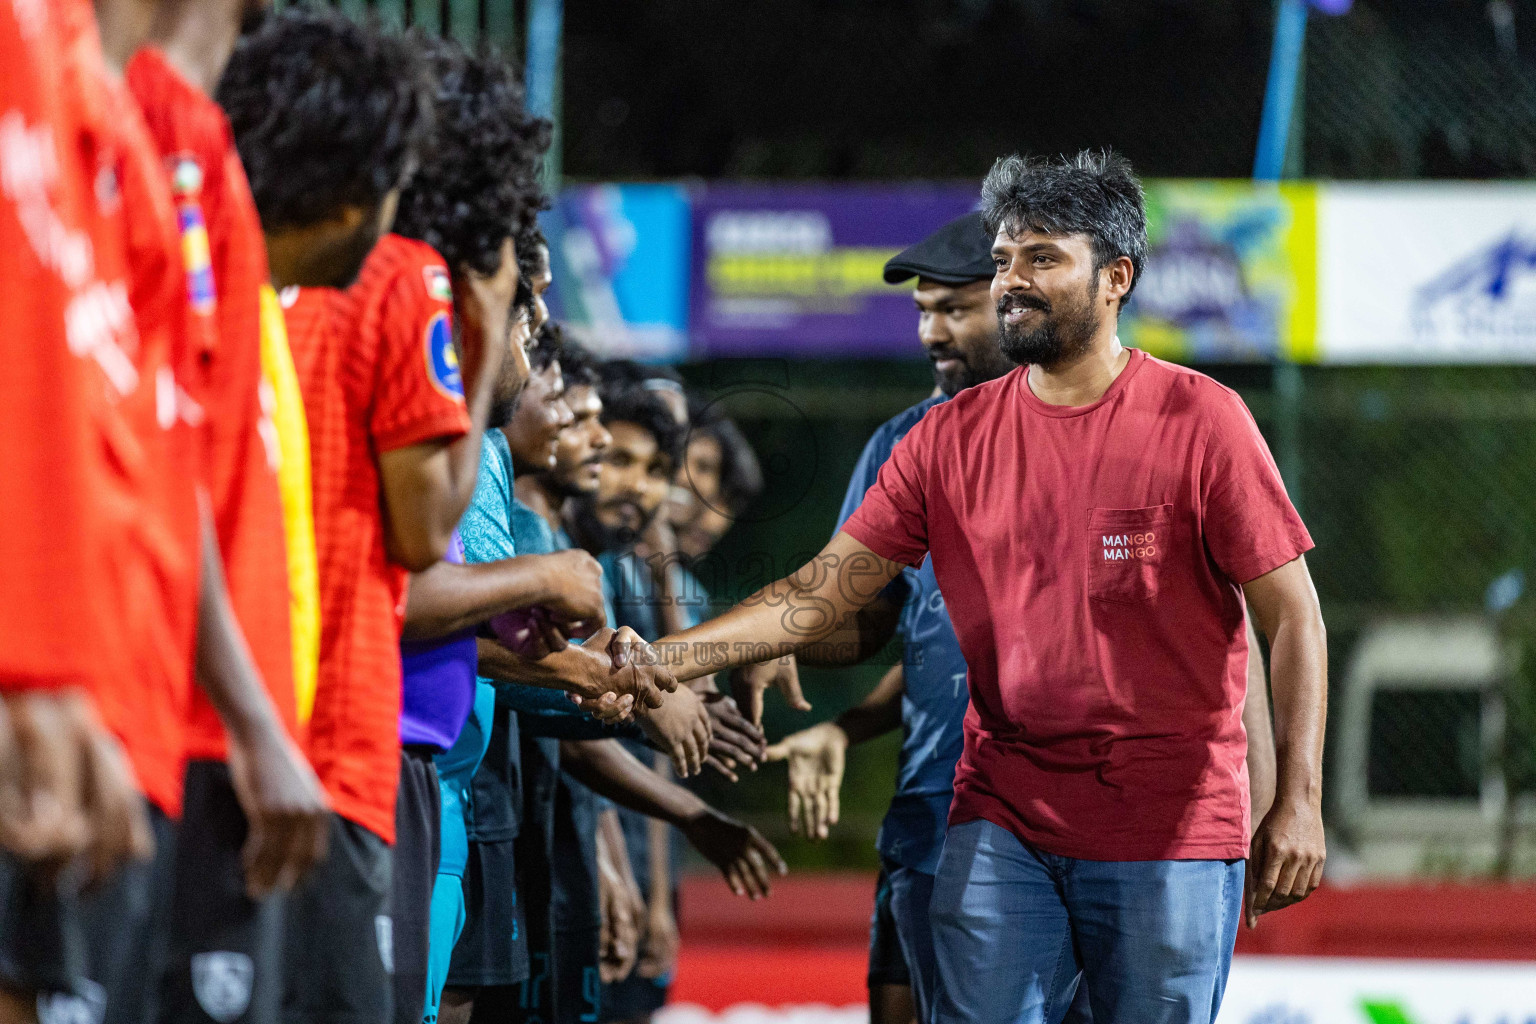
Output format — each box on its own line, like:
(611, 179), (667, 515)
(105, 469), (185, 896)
(700, 693), (765, 782)
(730, 655), (810, 729)
(764, 721), (847, 840)
(680, 806), (787, 900)
(636, 686), (712, 778)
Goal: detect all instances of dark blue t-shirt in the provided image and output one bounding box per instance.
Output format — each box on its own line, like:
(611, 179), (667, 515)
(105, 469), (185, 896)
(836, 395), (970, 875)
(599, 547), (685, 901)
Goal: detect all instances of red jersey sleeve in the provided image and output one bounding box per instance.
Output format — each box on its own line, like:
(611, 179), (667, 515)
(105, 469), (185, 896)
(1198, 383), (1314, 585)
(840, 408), (934, 568)
(368, 251), (471, 453)
(0, 0), (113, 689)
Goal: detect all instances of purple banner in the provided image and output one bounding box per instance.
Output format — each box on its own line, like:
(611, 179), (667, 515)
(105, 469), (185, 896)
(689, 184), (980, 357)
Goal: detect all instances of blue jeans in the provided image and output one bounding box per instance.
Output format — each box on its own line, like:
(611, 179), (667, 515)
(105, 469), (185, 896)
(931, 819), (1242, 1024)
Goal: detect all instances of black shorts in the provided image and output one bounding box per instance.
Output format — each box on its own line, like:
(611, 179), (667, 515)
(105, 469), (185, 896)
(0, 852), (87, 1000)
(445, 840), (526, 989)
(76, 801), (179, 1024)
(393, 747), (441, 1024)
(159, 759), (286, 1024)
(473, 929), (600, 1024)
(866, 864), (910, 988)
(282, 812), (393, 1024)
(494, 735), (558, 1024)
(0, 801), (178, 1022)
(599, 970), (666, 1022)
(552, 926), (601, 1024)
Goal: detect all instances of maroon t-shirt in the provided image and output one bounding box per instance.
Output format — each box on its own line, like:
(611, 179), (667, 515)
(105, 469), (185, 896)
(841, 349), (1312, 861)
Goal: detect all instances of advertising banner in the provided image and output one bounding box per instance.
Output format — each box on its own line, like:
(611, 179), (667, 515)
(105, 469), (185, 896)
(542, 180), (1536, 365)
(1217, 957), (1536, 1024)
(1124, 180), (1317, 363)
(688, 185), (979, 357)
(544, 184), (691, 362)
(656, 957), (1536, 1024)
(1317, 183), (1536, 363)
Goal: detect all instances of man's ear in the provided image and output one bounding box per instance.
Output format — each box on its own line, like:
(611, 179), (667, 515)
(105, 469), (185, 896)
(1104, 255), (1135, 308)
(326, 204), (369, 233)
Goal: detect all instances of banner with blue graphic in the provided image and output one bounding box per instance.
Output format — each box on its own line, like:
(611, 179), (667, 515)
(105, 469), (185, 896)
(544, 184), (691, 362)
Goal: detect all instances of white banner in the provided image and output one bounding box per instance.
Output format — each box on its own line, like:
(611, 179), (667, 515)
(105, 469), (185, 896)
(659, 958), (1536, 1024)
(1318, 183), (1536, 362)
(1219, 957), (1536, 1024)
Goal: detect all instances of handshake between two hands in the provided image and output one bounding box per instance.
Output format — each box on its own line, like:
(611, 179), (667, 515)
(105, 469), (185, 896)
(490, 613), (769, 781)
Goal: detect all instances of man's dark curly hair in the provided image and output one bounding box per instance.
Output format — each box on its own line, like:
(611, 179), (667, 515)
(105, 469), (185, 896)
(596, 363), (686, 470)
(392, 39), (551, 276)
(218, 6), (432, 232)
(557, 341), (598, 389)
(980, 148), (1148, 308)
(513, 226), (549, 312)
(530, 320), (563, 372)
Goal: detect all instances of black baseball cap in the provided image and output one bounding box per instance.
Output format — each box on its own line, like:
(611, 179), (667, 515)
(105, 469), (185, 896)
(882, 211), (996, 286)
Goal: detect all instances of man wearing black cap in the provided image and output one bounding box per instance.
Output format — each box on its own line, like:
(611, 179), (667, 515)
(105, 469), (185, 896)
(885, 212), (1016, 396)
(764, 211), (1011, 1024)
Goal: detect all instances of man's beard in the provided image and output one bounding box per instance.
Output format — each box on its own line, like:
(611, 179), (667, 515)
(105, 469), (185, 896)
(571, 496), (653, 553)
(996, 282), (1101, 369)
(546, 458), (600, 500)
(928, 339), (1015, 396)
(487, 360), (528, 428)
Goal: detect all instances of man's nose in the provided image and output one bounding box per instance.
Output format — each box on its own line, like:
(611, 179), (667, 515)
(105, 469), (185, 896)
(993, 269), (1032, 305)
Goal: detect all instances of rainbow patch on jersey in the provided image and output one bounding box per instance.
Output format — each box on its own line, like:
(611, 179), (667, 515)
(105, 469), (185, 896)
(424, 311), (463, 399)
(177, 204), (216, 316)
(172, 159), (215, 316)
(422, 265), (453, 303)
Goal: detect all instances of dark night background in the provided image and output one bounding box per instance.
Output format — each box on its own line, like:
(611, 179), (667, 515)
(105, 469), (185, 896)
(562, 0), (1536, 184)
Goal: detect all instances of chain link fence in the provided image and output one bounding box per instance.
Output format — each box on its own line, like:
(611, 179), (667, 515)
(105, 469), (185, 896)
(274, 0), (520, 47)
(1307, 0), (1536, 179)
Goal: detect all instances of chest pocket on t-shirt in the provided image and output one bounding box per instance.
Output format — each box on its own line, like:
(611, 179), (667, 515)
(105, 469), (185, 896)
(1087, 505), (1171, 604)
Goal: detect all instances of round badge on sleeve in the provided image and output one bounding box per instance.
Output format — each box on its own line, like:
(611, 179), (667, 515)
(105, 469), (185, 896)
(424, 311), (463, 399)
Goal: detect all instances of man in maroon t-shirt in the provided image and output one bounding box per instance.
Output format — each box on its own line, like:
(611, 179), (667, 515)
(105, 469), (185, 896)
(650, 150), (1326, 1023)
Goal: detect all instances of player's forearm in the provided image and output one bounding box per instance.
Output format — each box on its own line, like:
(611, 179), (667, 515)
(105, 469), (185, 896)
(402, 557), (570, 641)
(1264, 601), (1327, 809)
(435, 413), (491, 544)
(193, 506), (286, 747)
(657, 538), (901, 683)
(560, 738), (707, 828)
(394, 374), (499, 570)
(647, 790), (672, 903)
(596, 808), (632, 888)
(836, 663), (905, 747)
(476, 637), (602, 695)
(1243, 615), (1277, 829)
(792, 599), (902, 668)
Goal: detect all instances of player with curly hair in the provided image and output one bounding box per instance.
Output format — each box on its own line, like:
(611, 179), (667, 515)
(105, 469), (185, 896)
(221, 5), (433, 291)
(225, 12), (519, 1024)
(393, 38), (550, 281)
(381, 39), (677, 1024)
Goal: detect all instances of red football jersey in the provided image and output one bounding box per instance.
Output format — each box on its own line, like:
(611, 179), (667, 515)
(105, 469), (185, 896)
(82, 56), (202, 819)
(0, 0), (137, 691)
(127, 48), (298, 762)
(283, 234), (470, 843)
